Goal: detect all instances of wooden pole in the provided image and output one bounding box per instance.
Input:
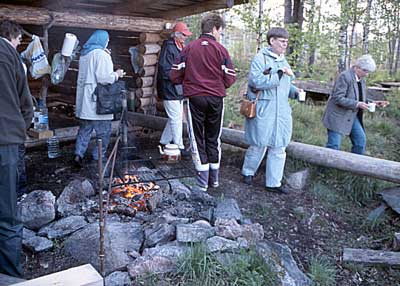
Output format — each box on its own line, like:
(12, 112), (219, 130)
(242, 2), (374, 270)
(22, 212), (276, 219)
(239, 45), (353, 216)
(126, 113), (400, 184)
(139, 33), (162, 44)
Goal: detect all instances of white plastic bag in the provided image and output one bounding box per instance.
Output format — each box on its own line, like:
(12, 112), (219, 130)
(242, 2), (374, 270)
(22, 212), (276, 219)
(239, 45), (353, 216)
(21, 36), (51, 79)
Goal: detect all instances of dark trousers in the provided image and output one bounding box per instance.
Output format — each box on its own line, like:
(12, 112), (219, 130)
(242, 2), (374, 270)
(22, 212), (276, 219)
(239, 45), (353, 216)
(0, 144), (23, 277)
(188, 96), (223, 169)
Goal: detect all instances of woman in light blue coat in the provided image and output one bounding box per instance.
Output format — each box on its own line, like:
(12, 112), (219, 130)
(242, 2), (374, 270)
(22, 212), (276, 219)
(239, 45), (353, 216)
(241, 27), (299, 194)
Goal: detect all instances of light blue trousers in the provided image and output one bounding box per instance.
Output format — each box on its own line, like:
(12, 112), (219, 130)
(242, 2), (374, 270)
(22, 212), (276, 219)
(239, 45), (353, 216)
(242, 145), (286, 188)
(75, 119), (112, 160)
(160, 100), (184, 149)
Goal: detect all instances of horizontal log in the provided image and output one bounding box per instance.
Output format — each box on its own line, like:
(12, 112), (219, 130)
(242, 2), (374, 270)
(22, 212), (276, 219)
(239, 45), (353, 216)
(26, 121), (124, 148)
(0, 4), (167, 32)
(135, 87), (155, 98)
(136, 77), (154, 88)
(343, 248), (400, 267)
(137, 66), (156, 77)
(139, 33), (162, 43)
(138, 43), (161, 55)
(126, 113), (400, 184)
(136, 54), (158, 67)
(138, 97), (156, 108)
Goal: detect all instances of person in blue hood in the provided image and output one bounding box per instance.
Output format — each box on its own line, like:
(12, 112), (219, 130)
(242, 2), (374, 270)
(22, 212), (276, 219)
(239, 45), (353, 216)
(74, 30), (124, 167)
(241, 27), (301, 194)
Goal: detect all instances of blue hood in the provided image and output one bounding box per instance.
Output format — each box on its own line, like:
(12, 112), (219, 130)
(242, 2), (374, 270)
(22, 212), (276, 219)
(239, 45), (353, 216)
(80, 30), (109, 56)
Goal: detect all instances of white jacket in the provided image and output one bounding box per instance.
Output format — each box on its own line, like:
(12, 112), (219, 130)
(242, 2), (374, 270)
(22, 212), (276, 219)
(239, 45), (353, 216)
(75, 49), (117, 120)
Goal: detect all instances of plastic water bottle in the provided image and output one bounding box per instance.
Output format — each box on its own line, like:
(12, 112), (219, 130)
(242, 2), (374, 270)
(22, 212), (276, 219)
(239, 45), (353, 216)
(33, 107), (41, 130)
(38, 106), (49, 131)
(47, 136), (60, 158)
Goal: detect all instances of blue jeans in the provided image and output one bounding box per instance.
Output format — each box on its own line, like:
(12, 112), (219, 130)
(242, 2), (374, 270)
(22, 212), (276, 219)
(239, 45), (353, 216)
(326, 117), (366, 155)
(75, 119), (112, 160)
(0, 144), (23, 277)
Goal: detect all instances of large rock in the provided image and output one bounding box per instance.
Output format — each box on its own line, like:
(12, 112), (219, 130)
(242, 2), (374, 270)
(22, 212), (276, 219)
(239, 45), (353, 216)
(256, 240), (311, 286)
(206, 236), (239, 252)
(214, 218), (242, 239)
(142, 242), (189, 261)
(105, 271), (131, 286)
(23, 236), (53, 253)
(286, 169), (310, 190)
(64, 221), (144, 274)
(127, 256), (175, 278)
(17, 190), (55, 230)
(379, 187), (400, 214)
(214, 198), (242, 222)
(144, 223), (175, 248)
(176, 221), (215, 243)
(241, 223), (264, 244)
(169, 179), (191, 201)
(38, 215), (88, 239)
(57, 179), (96, 217)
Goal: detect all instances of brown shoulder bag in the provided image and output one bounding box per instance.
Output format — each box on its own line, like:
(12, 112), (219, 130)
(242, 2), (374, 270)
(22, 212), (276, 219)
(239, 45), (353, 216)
(239, 54), (266, 119)
(239, 91), (261, 119)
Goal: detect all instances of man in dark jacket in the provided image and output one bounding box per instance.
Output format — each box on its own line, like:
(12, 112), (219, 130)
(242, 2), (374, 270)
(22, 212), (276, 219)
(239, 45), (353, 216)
(0, 22), (33, 277)
(170, 14), (236, 191)
(157, 22), (192, 154)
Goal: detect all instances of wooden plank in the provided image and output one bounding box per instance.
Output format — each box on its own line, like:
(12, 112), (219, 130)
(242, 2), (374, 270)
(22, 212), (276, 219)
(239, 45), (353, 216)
(126, 113), (400, 184)
(380, 82), (400, 88)
(27, 129), (54, 139)
(12, 264), (102, 286)
(343, 248), (400, 267)
(0, 4), (167, 32)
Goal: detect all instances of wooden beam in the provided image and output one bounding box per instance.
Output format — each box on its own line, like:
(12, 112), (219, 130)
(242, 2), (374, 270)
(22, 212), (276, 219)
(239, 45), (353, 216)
(12, 264), (102, 286)
(343, 248), (400, 267)
(0, 4), (167, 32)
(126, 113), (400, 184)
(159, 0), (246, 19)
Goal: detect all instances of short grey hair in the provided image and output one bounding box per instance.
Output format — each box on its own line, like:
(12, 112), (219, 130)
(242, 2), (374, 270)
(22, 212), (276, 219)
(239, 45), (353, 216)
(354, 54), (376, 72)
(266, 27), (289, 45)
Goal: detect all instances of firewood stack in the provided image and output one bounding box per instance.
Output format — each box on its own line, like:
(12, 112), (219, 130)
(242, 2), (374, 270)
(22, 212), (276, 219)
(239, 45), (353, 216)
(134, 32), (163, 114)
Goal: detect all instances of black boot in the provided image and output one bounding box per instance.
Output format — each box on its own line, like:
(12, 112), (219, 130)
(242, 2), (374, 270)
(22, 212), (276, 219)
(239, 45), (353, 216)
(209, 169), (219, 188)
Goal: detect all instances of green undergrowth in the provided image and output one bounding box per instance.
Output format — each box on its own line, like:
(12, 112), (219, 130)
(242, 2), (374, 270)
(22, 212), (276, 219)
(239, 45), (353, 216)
(308, 256), (337, 286)
(135, 244), (278, 286)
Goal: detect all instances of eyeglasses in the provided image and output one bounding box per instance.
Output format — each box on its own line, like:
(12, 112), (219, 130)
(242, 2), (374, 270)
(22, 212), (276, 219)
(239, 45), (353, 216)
(276, 38), (288, 44)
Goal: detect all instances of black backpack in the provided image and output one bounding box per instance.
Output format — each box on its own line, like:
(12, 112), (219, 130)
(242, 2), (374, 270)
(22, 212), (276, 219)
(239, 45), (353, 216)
(93, 81), (126, 115)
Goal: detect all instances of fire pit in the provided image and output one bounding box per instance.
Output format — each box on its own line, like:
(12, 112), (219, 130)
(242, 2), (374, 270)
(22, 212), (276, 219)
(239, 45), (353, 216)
(109, 175), (160, 217)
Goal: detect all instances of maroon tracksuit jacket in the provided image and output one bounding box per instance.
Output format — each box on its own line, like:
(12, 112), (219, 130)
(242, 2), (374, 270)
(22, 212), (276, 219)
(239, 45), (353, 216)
(169, 34), (236, 173)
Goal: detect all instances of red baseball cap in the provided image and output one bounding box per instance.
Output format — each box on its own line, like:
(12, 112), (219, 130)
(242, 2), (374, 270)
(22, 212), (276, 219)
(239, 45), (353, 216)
(173, 22), (192, 36)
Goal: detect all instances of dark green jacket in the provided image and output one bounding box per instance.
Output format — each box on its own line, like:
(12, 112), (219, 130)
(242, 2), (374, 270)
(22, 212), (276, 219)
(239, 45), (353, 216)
(0, 37), (33, 145)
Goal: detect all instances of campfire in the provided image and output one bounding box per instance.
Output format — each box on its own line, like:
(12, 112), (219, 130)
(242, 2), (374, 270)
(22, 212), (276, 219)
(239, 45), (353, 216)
(109, 175), (160, 216)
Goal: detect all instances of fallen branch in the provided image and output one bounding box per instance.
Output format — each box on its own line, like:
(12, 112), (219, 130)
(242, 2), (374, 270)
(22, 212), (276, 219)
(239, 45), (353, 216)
(343, 248), (400, 267)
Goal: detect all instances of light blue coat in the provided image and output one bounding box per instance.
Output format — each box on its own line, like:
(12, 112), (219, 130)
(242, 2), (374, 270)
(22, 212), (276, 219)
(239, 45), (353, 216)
(244, 47), (297, 148)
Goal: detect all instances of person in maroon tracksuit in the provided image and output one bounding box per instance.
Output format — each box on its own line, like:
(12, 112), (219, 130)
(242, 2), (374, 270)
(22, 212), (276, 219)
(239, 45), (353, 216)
(170, 14), (236, 191)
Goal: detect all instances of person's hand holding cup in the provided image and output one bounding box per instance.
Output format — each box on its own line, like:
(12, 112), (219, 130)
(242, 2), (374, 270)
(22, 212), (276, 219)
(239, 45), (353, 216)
(115, 69), (125, 79)
(367, 102), (376, 112)
(298, 89), (306, 102)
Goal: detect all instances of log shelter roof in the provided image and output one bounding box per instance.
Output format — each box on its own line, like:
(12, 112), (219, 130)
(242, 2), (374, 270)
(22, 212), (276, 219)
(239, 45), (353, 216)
(0, 0), (247, 19)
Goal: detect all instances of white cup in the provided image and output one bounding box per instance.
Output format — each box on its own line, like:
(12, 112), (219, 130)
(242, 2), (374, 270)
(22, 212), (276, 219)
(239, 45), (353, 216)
(368, 102), (376, 112)
(298, 91), (306, 102)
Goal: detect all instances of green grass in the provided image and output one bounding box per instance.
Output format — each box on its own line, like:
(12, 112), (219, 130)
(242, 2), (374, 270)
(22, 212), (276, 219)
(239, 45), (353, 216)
(171, 244), (278, 286)
(308, 256), (337, 286)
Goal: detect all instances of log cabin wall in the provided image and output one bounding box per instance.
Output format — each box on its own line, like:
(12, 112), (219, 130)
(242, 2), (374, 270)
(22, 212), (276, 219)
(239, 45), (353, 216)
(18, 24), (166, 114)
